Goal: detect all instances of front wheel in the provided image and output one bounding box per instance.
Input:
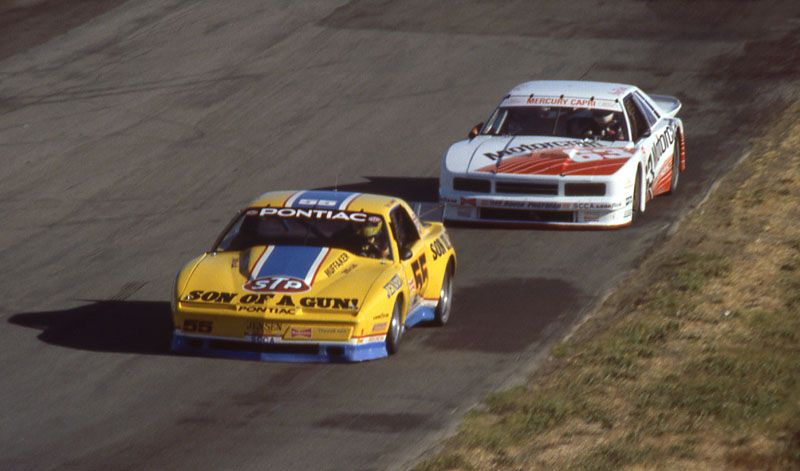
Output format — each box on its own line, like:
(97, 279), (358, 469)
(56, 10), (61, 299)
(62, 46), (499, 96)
(632, 167), (644, 222)
(433, 262), (454, 326)
(385, 298), (403, 355)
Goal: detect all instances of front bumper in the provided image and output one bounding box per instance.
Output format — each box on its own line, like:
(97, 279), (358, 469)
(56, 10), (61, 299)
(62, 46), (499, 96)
(170, 303), (438, 362)
(440, 194), (633, 228)
(171, 331), (388, 362)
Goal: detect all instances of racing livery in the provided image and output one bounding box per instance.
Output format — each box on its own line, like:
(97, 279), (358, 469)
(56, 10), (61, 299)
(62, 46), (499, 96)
(171, 190), (456, 362)
(439, 80), (685, 227)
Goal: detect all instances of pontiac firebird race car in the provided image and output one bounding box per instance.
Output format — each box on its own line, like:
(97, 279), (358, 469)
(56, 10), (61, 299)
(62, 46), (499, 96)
(171, 190), (456, 362)
(439, 80), (686, 227)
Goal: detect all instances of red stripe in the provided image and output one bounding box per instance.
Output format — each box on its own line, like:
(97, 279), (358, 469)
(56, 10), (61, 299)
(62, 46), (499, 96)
(248, 245), (271, 278)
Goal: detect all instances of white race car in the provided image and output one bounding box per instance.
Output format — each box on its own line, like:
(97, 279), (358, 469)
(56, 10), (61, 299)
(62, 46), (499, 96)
(439, 80), (685, 227)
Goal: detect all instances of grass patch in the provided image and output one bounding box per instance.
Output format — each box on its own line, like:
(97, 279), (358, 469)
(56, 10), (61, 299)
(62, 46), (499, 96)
(411, 102), (800, 470)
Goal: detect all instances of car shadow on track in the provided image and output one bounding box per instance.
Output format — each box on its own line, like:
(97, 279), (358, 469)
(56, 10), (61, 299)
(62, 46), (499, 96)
(316, 176), (439, 203)
(416, 277), (587, 353)
(8, 300), (173, 355)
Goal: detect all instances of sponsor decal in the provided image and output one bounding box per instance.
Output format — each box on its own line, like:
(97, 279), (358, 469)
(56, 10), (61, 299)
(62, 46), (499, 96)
(573, 202), (616, 210)
(245, 321), (284, 334)
(525, 201), (563, 210)
(243, 276), (310, 293)
(524, 96), (620, 110)
(609, 86), (627, 96)
(457, 207), (473, 217)
(478, 145), (633, 176)
(231, 258), (239, 269)
(258, 207), (367, 222)
(384, 275), (402, 298)
(430, 234), (452, 261)
(372, 322), (387, 333)
(646, 124), (677, 189)
(483, 140), (603, 161)
(317, 327), (349, 335)
(276, 295), (295, 306)
(324, 252), (350, 277)
(480, 199), (563, 210)
(290, 327), (312, 339)
(341, 264), (358, 275)
(238, 306), (295, 314)
(373, 312), (390, 320)
(181, 290), (302, 310)
(184, 290), (237, 303)
(299, 297), (359, 309)
(249, 245), (329, 290)
(239, 293), (274, 304)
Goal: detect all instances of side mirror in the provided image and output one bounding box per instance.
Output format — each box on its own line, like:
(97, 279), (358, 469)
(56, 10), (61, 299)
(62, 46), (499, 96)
(468, 122), (483, 139)
(400, 247), (414, 261)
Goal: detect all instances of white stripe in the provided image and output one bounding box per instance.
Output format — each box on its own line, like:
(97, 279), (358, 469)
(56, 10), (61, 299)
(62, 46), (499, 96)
(338, 192), (360, 210)
(284, 190), (306, 208)
(249, 245), (275, 280)
(304, 247), (330, 284)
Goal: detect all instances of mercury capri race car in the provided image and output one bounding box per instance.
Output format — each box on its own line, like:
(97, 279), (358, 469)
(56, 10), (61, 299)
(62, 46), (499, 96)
(171, 190), (456, 362)
(439, 80), (685, 227)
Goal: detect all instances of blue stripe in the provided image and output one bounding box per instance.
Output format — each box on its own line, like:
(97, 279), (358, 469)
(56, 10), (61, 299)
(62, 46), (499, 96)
(288, 191), (355, 209)
(254, 246), (324, 281)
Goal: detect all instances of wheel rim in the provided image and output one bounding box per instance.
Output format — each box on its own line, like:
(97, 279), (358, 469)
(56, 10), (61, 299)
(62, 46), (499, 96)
(671, 141), (680, 188)
(438, 270), (452, 322)
(389, 304), (400, 340)
(386, 300), (401, 353)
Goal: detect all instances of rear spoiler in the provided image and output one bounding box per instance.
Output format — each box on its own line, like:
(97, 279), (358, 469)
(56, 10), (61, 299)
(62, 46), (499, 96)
(650, 94), (682, 118)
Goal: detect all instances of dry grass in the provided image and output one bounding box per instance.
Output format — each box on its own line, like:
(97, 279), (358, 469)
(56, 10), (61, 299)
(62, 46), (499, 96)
(414, 101), (800, 471)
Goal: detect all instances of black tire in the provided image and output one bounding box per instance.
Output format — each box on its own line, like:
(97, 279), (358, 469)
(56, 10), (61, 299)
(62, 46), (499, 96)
(385, 297), (403, 355)
(433, 261), (454, 326)
(667, 137), (681, 194)
(632, 167), (643, 222)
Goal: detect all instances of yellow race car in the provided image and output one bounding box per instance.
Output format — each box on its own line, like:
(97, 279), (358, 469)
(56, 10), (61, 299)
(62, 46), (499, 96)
(171, 190), (456, 362)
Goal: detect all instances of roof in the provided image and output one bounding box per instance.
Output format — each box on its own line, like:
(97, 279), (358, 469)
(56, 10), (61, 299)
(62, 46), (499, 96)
(247, 190), (400, 214)
(507, 80), (635, 102)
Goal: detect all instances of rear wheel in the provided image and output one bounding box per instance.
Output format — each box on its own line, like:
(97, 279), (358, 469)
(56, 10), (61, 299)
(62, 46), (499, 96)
(385, 298), (403, 355)
(433, 261), (454, 326)
(667, 137), (681, 194)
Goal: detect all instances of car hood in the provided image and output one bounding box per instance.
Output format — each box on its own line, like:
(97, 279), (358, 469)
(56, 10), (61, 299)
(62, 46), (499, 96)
(445, 136), (637, 177)
(179, 246), (385, 313)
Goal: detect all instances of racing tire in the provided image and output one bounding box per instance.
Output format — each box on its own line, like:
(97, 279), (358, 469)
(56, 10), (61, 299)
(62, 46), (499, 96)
(632, 167), (644, 222)
(386, 297), (403, 355)
(433, 261), (454, 326)
(667, 136), (681, 194)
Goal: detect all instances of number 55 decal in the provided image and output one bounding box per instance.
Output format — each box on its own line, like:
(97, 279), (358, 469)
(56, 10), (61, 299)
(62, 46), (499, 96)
(411, 253), (428, 293)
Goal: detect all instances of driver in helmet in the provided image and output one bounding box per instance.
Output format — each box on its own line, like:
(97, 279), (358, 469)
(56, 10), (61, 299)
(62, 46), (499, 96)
(358, 216), (390, 259)
(594, 111), (624, 140)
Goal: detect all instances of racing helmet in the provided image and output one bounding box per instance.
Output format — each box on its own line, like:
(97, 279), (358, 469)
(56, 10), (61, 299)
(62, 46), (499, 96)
(594, 111), (615, 125)
(359, 217), (383, 239)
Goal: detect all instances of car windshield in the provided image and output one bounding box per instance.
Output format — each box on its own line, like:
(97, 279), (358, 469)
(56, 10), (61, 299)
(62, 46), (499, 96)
(482, 106), (627, 141)
(215, 208), (392, 260)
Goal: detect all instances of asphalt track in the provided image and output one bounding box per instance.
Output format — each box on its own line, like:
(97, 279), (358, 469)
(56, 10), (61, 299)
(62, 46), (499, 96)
(1, 1), (798, 470)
